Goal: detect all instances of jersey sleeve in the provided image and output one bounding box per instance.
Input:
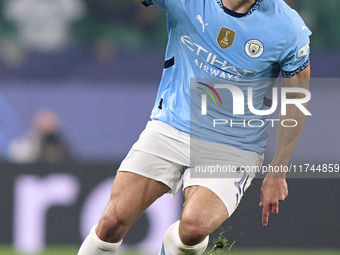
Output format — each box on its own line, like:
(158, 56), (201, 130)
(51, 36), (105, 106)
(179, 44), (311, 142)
(279, 15), (312, 78)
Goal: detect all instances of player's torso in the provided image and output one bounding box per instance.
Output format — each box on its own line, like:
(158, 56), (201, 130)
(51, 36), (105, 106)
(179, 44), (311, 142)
(166, 0), (284, 81)
(151, 0), (304, 154)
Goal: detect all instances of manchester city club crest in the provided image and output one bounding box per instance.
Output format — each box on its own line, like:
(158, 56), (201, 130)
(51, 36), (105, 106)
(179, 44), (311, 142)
(245, 39), (264, 58)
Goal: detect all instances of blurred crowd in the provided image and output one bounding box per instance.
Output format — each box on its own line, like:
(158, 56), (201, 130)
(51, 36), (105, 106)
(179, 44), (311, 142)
(0, 0), (167, 65)
(0, 103), (74, 164)
(0, 0), (338, 65)
(8, 109), (74, 163)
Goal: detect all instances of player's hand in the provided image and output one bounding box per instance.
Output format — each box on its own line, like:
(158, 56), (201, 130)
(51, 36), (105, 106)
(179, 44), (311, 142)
(259, 177), (288, 226)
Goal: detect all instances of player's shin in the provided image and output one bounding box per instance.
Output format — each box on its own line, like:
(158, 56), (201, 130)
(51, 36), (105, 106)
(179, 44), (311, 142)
(77, 225), (122, 255)
(159, 220), (209, 255)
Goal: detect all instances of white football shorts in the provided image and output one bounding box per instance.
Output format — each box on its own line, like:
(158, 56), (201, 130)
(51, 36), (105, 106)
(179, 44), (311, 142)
(118, 120), (264, 216)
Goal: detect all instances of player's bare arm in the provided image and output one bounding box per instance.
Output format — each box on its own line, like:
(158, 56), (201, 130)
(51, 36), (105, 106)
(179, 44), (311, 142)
(260, 65), (311, 226)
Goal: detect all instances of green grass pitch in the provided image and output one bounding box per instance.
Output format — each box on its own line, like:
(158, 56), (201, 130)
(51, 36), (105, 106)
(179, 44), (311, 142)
(1, 246), (340, 255)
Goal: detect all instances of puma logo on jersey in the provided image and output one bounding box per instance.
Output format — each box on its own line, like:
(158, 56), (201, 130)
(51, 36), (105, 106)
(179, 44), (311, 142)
(196, 15), (208, 32)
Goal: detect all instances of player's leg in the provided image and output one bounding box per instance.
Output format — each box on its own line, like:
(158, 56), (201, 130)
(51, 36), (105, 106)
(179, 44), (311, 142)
(78, 120), (189, 255)
(160, 185), (228, 255)
(159, 138), (264, 255)
(78, 171), (169, 255)
(97, 171), (170, 242)
(180, 185), (229, 245)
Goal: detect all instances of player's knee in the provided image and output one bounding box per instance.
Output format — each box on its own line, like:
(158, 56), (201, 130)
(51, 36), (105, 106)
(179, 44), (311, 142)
(97, 209), (131, 242)
(179, 215), (210, 246)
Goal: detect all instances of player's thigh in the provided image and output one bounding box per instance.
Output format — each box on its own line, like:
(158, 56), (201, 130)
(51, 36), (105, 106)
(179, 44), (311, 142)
(179, 185), (229, 245)
(110, 171), (170, 218)
(97, 171), (169, 239)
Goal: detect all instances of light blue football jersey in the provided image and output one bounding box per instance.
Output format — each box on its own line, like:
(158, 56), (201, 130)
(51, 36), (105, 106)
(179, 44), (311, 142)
(143, 0), (311, 155)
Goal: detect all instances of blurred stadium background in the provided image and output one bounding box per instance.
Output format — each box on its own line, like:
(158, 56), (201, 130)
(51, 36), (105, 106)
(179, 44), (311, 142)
(0, 0), (339, 254)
